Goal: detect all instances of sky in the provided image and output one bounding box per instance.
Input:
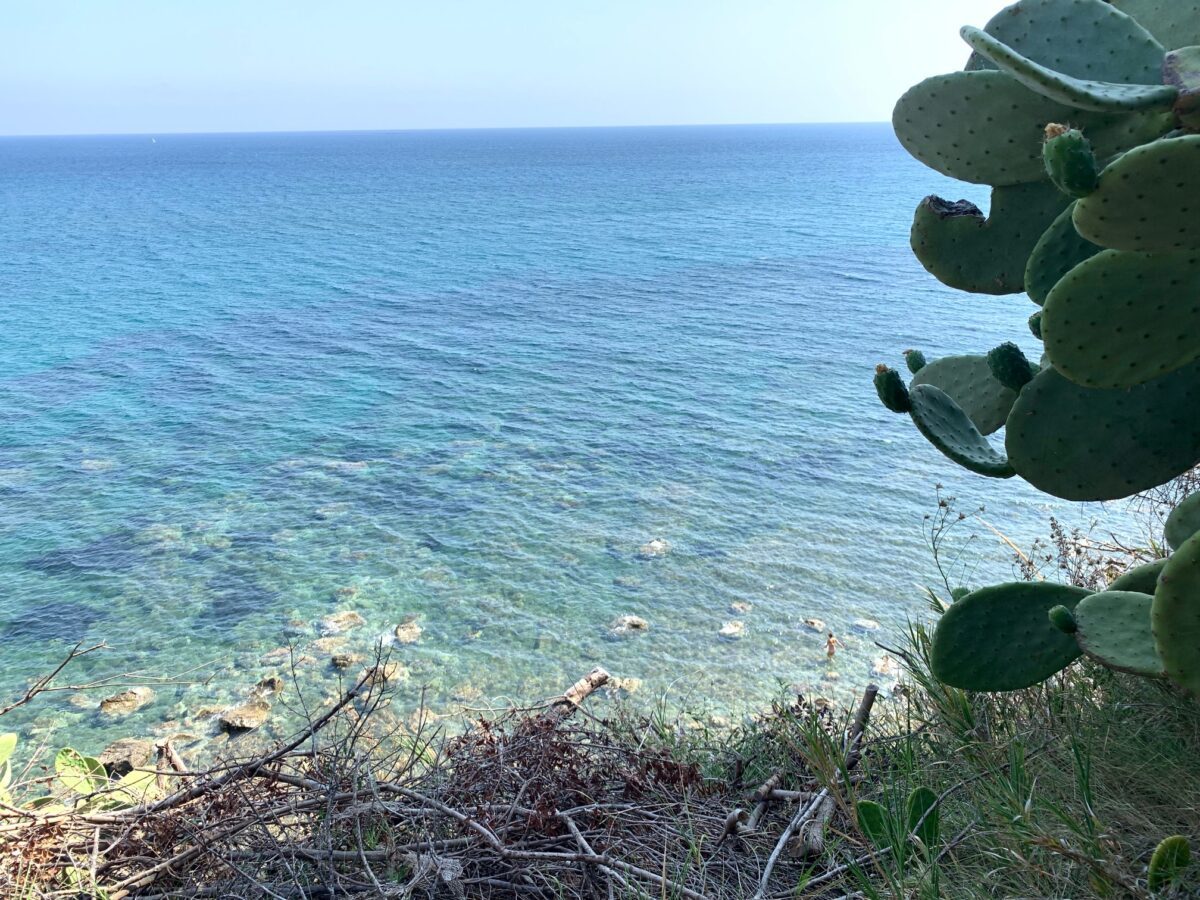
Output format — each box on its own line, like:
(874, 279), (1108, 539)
(2, 1), (1005, 136)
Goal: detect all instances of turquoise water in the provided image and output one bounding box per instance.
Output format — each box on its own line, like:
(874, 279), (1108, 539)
(0, 125), (1097, 750)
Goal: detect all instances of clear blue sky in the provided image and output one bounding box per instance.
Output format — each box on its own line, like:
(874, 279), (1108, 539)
(2, 1), (1003, 136)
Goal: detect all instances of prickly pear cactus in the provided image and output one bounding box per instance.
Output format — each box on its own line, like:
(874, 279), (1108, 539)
(878, 0), (1200, 695)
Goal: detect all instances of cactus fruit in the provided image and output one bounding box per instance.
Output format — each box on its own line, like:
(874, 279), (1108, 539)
(1073, 590), (1165, 676)
(1027, 311), (1043, 340)
(908, 385), (1016, 478)
(911, 354), (1017, 436)
(1151, 531), (1200, 694)
(1148, 835), (1192, 892)
(910, 185), (1069, 295)
(904, 349), (927, 374)
(1048, 605), (1078, 633)
(961, 25), (1177, 113)
(1073, 136), (1200, 252)
(987, 342), (1035, 392)
(1004, 361), (1200, 501)
(1108, 558), (1169, 594)
(1041, 250), (1200, 388)
(1024, 203), (1102, 306)
(1164, 492), (1200, 551)
(1041, 125), (1100, 198)
(874, 365), (911, 414)
(951, 586), (970, 602)
(931, 583), (1090, 691)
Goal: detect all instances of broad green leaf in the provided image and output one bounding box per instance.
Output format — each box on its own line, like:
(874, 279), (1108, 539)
(0, 733), (16, 769)
(54, 747), (108, 796)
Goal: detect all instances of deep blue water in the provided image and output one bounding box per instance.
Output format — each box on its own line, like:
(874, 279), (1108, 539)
(0, 125), (1098, 748)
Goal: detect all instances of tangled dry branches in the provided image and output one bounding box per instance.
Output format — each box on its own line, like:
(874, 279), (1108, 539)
(1, 661), (881, 899)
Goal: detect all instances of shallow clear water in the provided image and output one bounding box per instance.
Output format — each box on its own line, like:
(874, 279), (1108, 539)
(0, 125), (1106, 750)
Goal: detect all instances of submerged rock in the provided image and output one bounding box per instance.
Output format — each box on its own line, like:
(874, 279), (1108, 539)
(361, 661), (410, 687)
(608, 615), (650, 638)
(871, 655), (900, 679)
(851, 618), (881, 634)
(330, 652), (361, 670)
(99, 687), (155, 716)
(730, 601), (752, 614)
(802, 618), (827, 634)
(310, 636), (348, 654)
(219, 698), (271, 732)
(393, 619), (423, 645)
(320, 610), (366, 636)
(638, 538), (671, 559)
(98, 738), (154, 778)
(718, 620), (746, 641)
(606, 677), (643, 697)
(254, 675), (285, 696)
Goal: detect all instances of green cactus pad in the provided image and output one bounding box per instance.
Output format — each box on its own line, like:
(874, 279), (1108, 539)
(1108, 558), (1169, 593)
(893, 70), (1171, 186)
(962, 26), (1177, 113)
(1109, 1), (1200, 50)
(1165, 493), (1200, 551)
(909, 385), (1016, 478)
(911, 184), (1069, 295)
(1074, 136), (1200, 252)
(1152, 531), (1200, 694)
(911, 355), (1017, 436)
(1024, 202), (1102, 306)
(906, 786), (939, 853)
(1041, 250), (1200, 388)
(967, 0), (1166, 83)
(1148, 835), (1192, 892)
(857, 800), (889, 847)
(904, 349), (927, 374)
(1005, 360), (1200, 500)
(1073, 590), (1165, 676)
(931, 582), (1090, 691)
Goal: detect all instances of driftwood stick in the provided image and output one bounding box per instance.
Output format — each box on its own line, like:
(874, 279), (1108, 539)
(544, 667), (611, 722)
(741, 772), (782, 832)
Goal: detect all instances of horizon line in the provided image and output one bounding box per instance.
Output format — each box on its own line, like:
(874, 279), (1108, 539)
(0, 119), (890, 140)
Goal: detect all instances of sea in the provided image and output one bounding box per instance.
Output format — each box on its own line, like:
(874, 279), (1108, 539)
(0, 124), (1120, 752)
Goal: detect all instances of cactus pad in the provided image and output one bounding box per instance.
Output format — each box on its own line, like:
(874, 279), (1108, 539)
(1109, 1), (1200, 50)
(1048, 605), (1078, 633)
(1041, 250), (1200, 388)
(1108, 558), (1168, 593)
(1005, 360), (1200, 500)
(894, 70), (1171, 187)
(1147, 835), (1192, 893)
(1151, 531), (1200, 694)
(1165, 46), (1200, 129)
(1073, 136), (1200, 252)
(1024, 202), (1103, 306)
(961, 25), (1176, 113)
(931, 582), (1090, 691)
(904, 349), (927, 374)
(910, 184), (1069, 295)
(909, 385), (1016, 478)
(1073, 590), (1164, 676)
(967, 0), (1166, 83)
(911, 354), (1017, 436)
(1165, 492), (1200, 551)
